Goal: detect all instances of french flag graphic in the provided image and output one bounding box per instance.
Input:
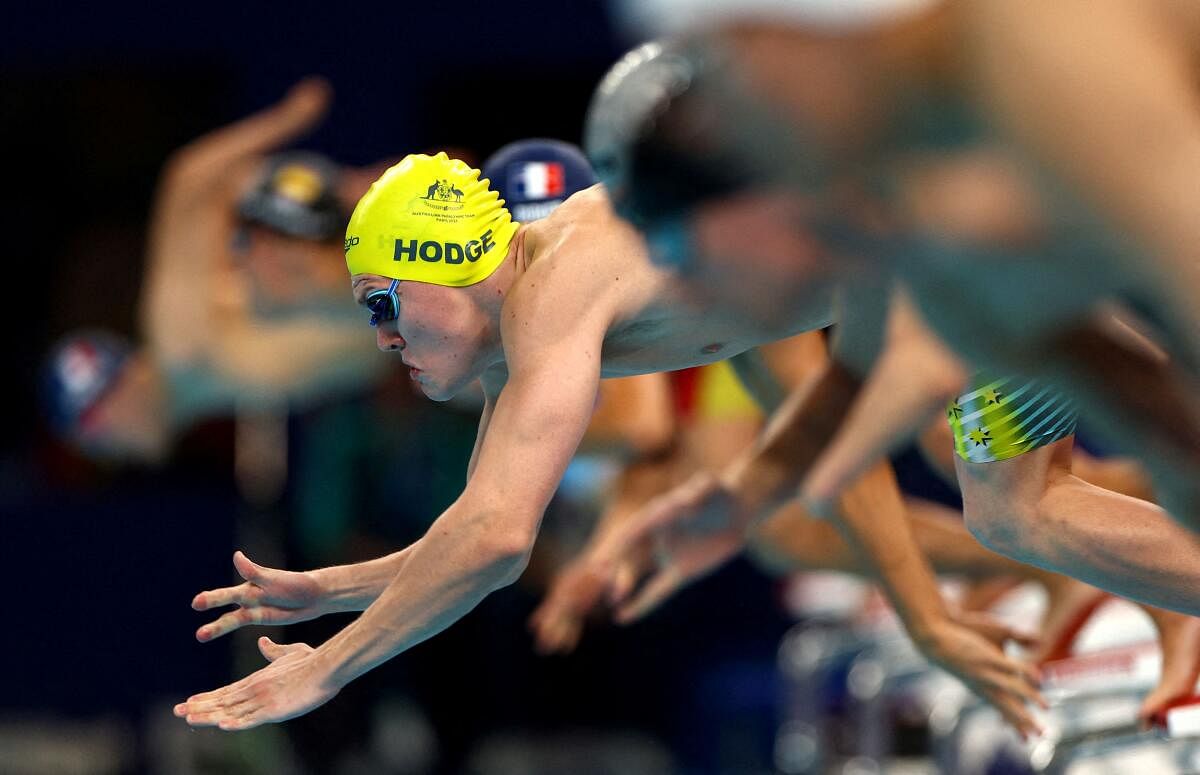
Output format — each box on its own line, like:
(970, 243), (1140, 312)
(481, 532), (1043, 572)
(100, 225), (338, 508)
(509, 162), (565, 199)
(62, 343), (103, 393)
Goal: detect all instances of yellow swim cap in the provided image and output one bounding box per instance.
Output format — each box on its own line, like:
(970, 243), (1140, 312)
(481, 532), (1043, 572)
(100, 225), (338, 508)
(345, 152), (520, 286)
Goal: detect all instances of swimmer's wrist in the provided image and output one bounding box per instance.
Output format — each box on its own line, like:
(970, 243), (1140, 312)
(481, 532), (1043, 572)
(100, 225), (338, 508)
(308, 566), (368, 613)
(721, 453), (795, 519)
(895, 597), (955, 650)
(310, 642), (357, 691)
(311, 550), (412, 613)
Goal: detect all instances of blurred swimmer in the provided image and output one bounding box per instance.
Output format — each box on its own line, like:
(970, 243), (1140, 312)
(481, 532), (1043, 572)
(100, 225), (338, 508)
(581, 40), (1200, 621)
(42, 79), (386, 462)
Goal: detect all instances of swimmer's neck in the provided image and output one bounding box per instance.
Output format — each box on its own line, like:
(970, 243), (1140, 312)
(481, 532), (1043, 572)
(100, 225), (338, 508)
(512, 222), (534, 276)
(467, 224), (533, 373)
(479, 223), (532, 304)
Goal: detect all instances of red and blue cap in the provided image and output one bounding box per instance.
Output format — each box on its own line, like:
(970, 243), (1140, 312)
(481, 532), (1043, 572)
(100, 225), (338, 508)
(481, 139), (596, 223)
(40, 330), (133, 435)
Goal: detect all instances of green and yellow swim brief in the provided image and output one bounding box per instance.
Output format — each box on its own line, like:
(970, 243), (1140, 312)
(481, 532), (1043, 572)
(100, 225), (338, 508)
(948, 373), (1078, 463)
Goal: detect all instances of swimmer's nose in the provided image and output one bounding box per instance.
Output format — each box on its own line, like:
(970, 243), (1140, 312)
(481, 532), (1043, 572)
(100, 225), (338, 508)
(376, 327), (407, 352)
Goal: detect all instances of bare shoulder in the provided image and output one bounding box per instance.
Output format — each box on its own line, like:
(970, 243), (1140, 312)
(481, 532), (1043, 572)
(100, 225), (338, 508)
(524, 185), (633, 250)
(510, 186), (646, 313)
(500, 186), (646, 352)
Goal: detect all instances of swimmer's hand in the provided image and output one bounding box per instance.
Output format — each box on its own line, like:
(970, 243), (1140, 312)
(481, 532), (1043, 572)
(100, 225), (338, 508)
(529, 558), (611, 654)
(920, 612), (1046, 740)
(609, 471), (748, 624)
(529, 516), (649, 653)
(191, 551), (329, 642)
(174, 636), (340, 731)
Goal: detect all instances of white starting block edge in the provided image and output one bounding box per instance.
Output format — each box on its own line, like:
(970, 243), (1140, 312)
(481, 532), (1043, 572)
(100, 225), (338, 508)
(1167, 703), (1200, 738)
(783, 572), (871, 622)
(1040, 641), (1161, 697)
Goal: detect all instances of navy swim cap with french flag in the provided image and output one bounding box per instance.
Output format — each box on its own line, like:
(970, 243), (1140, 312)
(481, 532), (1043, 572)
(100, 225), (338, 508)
(482, 139), (596, 223)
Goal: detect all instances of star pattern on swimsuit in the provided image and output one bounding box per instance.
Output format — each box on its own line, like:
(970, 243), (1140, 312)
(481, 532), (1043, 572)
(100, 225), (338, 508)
(982, 388), (1003, 405)
(947, 402), (963, 420)
(967, 427), (992, 447)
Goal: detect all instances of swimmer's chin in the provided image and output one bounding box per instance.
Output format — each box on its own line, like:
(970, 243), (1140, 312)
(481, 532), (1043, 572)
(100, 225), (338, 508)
(422, 388), (456, 402)
(413, 376), (455, 402)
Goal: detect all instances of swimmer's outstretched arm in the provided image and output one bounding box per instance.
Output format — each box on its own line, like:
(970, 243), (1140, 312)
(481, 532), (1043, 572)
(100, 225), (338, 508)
(142, 78), (332, 365)
(190, 548), (417, 642)
(176, 274), (608, 731)
(151, 77), (331, 213)
(801, 293), (967, 512)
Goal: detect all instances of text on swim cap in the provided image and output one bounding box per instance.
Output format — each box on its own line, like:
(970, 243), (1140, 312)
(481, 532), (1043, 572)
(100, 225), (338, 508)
(393, 229), (496, 264)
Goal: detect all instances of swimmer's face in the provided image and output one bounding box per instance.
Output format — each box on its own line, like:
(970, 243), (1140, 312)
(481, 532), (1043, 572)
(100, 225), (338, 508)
(352, 274), (486, 401)
(643, 191), (840, 327)
(238, 226), (345, 307)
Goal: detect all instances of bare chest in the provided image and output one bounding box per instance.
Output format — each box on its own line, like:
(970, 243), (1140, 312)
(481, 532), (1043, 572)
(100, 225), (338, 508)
(598, 294), (831, 377)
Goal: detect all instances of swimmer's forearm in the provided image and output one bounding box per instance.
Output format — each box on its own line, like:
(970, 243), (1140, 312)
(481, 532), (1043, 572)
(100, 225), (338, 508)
(724, 357), (954, 638)
(803, 336), (966, 505)
(313, 504), (530, 688)
(310, 548), (414, 613)
(723, 360), (861, 515)
(832, 463), (950, 644)
(162, 79), (330, 188)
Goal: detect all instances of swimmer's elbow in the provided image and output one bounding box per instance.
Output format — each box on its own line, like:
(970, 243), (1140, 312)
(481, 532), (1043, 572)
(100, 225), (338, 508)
(473, 512), (538, 586)
(906, 340), (967, 405)
(928, 361), (967, 405)
(482, 533), (534, 586)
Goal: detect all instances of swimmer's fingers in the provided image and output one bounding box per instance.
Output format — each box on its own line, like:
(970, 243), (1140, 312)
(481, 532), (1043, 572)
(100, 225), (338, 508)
(977, 682), (1044, 741)
(529, 609), (584, 655)
(528, 591), (574, 652)
(258, 635), (309, 663)
(196, 599), (328, 642)
(986, 666), (1047, 735)
(979, 661), (1046, 710)
(951, 652), (1046, 739)
(192, 581), (261, 612)
(192, 551), (274, 611)
(614, 567), (682, 625)
(281, 77), (332, 120)
(956, 609), (1040, 651)
(196, 606), (284, 642)
(192, 552), (324, 633)
(608, 560), (640, 607)
(614, 522), (744, 623)
(530, 558), (615, 653)
(953, 636), (1045, 702)
(926, 618), (1046, 737)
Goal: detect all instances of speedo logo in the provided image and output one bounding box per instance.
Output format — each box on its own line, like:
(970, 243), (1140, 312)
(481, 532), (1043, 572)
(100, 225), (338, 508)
(393, 229), (496, 264)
